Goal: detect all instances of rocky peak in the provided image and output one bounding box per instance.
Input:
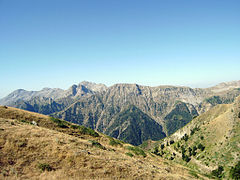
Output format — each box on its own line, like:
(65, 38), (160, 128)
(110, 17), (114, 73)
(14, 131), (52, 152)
(79, 81), (107, 92)
(65, 84), (92, 97)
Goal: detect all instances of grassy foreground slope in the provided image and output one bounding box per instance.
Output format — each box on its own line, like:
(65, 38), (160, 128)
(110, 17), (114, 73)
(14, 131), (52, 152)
(152, 96), (240, 179)
(0, 106), (198, 179)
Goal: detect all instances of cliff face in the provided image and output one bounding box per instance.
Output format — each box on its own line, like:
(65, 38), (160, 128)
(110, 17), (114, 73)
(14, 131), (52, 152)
(1, 81), (240, 145)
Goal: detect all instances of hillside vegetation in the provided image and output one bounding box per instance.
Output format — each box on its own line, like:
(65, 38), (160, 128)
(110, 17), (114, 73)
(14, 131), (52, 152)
(150, 96), (240, 179)
(105, 105), (166, 145)
(0, 106), (199, 179)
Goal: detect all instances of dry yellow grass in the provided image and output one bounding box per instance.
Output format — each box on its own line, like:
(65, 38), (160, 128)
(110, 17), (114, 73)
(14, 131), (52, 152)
(0, 106), (196, 179)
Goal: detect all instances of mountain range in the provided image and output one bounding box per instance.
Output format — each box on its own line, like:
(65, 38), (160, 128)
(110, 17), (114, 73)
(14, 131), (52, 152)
(1, 80), (240, 145)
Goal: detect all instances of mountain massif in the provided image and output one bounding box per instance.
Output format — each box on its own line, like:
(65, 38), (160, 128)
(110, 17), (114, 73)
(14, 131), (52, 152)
(1, 80), (240, 179)
(1, 80), (240, 145)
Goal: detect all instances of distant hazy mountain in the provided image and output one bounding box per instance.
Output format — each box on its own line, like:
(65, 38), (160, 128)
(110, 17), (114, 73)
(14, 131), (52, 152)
(0, 81), (107, 106)
(0, 88), (65, 105)
(1, 80), (240, 145)
(209, 80), (240, 93)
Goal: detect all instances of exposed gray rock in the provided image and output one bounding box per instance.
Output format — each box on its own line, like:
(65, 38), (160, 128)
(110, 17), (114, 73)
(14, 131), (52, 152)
(1, 80), (240, 145)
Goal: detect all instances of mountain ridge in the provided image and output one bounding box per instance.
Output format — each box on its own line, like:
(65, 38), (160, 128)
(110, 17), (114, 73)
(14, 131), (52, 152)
(2, 80), (240, 105)
(1, 80), (240, 145)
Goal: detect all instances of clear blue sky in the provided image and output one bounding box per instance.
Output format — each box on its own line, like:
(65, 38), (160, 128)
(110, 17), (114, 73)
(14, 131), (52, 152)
(0, 0), (240, 98)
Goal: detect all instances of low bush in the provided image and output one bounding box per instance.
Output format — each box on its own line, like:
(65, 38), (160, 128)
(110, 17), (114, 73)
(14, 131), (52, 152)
(153, 146), (160, 155)
(70, 123), (99, 137)
(70, 124), (79, 129)
(50, 117), (69, 128)
(160, 144), (165, 149)
(20, 119), (31, 124)
(126, 146), (146, 157)
(230, 161), (240, 179)
(190, 127), (200, 135)
(181, 134), (189, 141)
(125, 152), (134, 157)
(197, 143), (205, 151)
(79, 126), (99, 137)
(108, 137), (122, 147)
(182, 153), (191, 162)
(211, 166), (224, 178)
(38, 163), (53, 172)
(89, 140), (105, 150)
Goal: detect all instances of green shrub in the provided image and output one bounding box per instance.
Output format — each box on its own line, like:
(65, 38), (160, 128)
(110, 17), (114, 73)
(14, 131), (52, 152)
(192, 150), (197, 156)
(230, 161), (240, 179)
(181, 134), (189, 141)
(188, 147), (192, 156)
(181, 146), (186, 153)
(79, 126), (99, 137)
(182, 154), (191, 162)
(20, 120), (31, 124)
(70, 124), (79, 129)
(108, 137), (122, 147)
(197, 143), (205, 151)
(211, 166), (224, 178)
(50, 117), (69, 128)
(125, 152), (134, 157)
(160, 144), (165, 149)
(38, 163), (53, 172)
(58, 123), (69, 128)
(70, 123), (99, 137)
(153, 146), (159, 155)
(126, 146), (146, 157)
(17, 141), (27, 147)
(190, 129), (195, 136)
(89, 140), (105, 150)
(190, 127), (200, 135)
